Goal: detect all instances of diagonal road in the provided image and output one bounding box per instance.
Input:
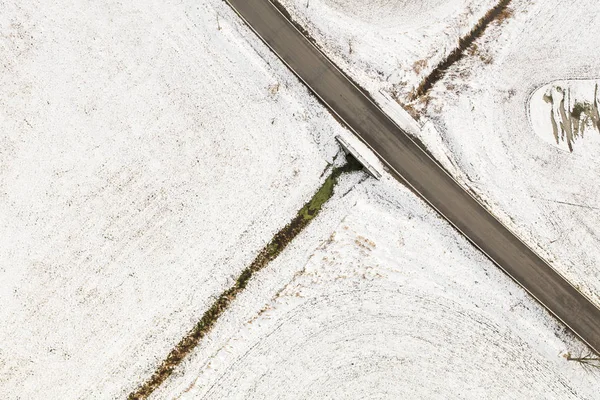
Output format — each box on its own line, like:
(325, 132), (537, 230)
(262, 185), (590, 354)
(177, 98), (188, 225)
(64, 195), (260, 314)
(226, 0), (600, 353)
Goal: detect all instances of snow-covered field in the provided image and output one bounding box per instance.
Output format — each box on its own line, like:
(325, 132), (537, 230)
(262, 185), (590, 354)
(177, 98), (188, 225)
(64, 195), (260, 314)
(0, 0), (346, 398)
(423, 0), (600, 306)
(274, 0), (600, 307)
(276, 0), (498, 101)
(151, 175), (600, 399)
(3, 0), (600, 397)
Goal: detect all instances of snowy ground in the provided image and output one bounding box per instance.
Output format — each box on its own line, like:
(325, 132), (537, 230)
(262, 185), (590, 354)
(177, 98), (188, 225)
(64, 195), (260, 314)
(3, 0), (600, 397)
(151, 175), (600, 399)
(274, 0), (600, 307)
(423, 0), (600, 306)
(276, 0), (498, 101)
(0, 0), (346, 398)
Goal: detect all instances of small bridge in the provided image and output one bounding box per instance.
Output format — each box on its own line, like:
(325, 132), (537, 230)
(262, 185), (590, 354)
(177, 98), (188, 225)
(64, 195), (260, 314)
(336, 135), (382, 180)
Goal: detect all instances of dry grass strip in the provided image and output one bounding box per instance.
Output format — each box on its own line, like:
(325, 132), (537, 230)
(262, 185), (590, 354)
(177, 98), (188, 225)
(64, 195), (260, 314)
(128, 157), (362, 399)
(412, 0), (513, 100)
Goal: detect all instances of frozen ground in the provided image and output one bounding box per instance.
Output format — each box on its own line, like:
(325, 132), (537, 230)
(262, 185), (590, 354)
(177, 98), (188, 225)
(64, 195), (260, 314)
(0, 0), (346, 398)
(276, 0), (498, 101)
(423, 0), (600, 306)
(151, 175), (600, 399)
(3, 0), (600, 397)
(275, 0), (600, 306)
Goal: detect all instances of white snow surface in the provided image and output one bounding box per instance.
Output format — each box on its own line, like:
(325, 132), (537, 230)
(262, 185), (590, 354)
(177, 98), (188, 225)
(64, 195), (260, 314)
(275, 0), (600, 306)
(151, 175), (600, 399)
(276, 0), (498, 100)
(424, 0), (600, 306)
(0, 0), (347, 398)
(3, 0), (600, 397)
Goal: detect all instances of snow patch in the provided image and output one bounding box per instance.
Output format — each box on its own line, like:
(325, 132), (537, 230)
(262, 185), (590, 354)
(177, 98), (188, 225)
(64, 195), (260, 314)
(529, 79), (600, 152)
(276, 0), (499, 100)
(152, 177), (600, 399)
(0, 0), (348, 398)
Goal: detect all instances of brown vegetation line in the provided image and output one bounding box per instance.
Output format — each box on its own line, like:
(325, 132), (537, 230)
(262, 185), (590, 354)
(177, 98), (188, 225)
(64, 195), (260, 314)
(412, 0), (513, 99)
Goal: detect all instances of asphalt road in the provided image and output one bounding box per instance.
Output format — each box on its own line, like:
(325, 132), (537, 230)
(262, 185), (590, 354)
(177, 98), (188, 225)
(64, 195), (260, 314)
(226, 0), (600, 354)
